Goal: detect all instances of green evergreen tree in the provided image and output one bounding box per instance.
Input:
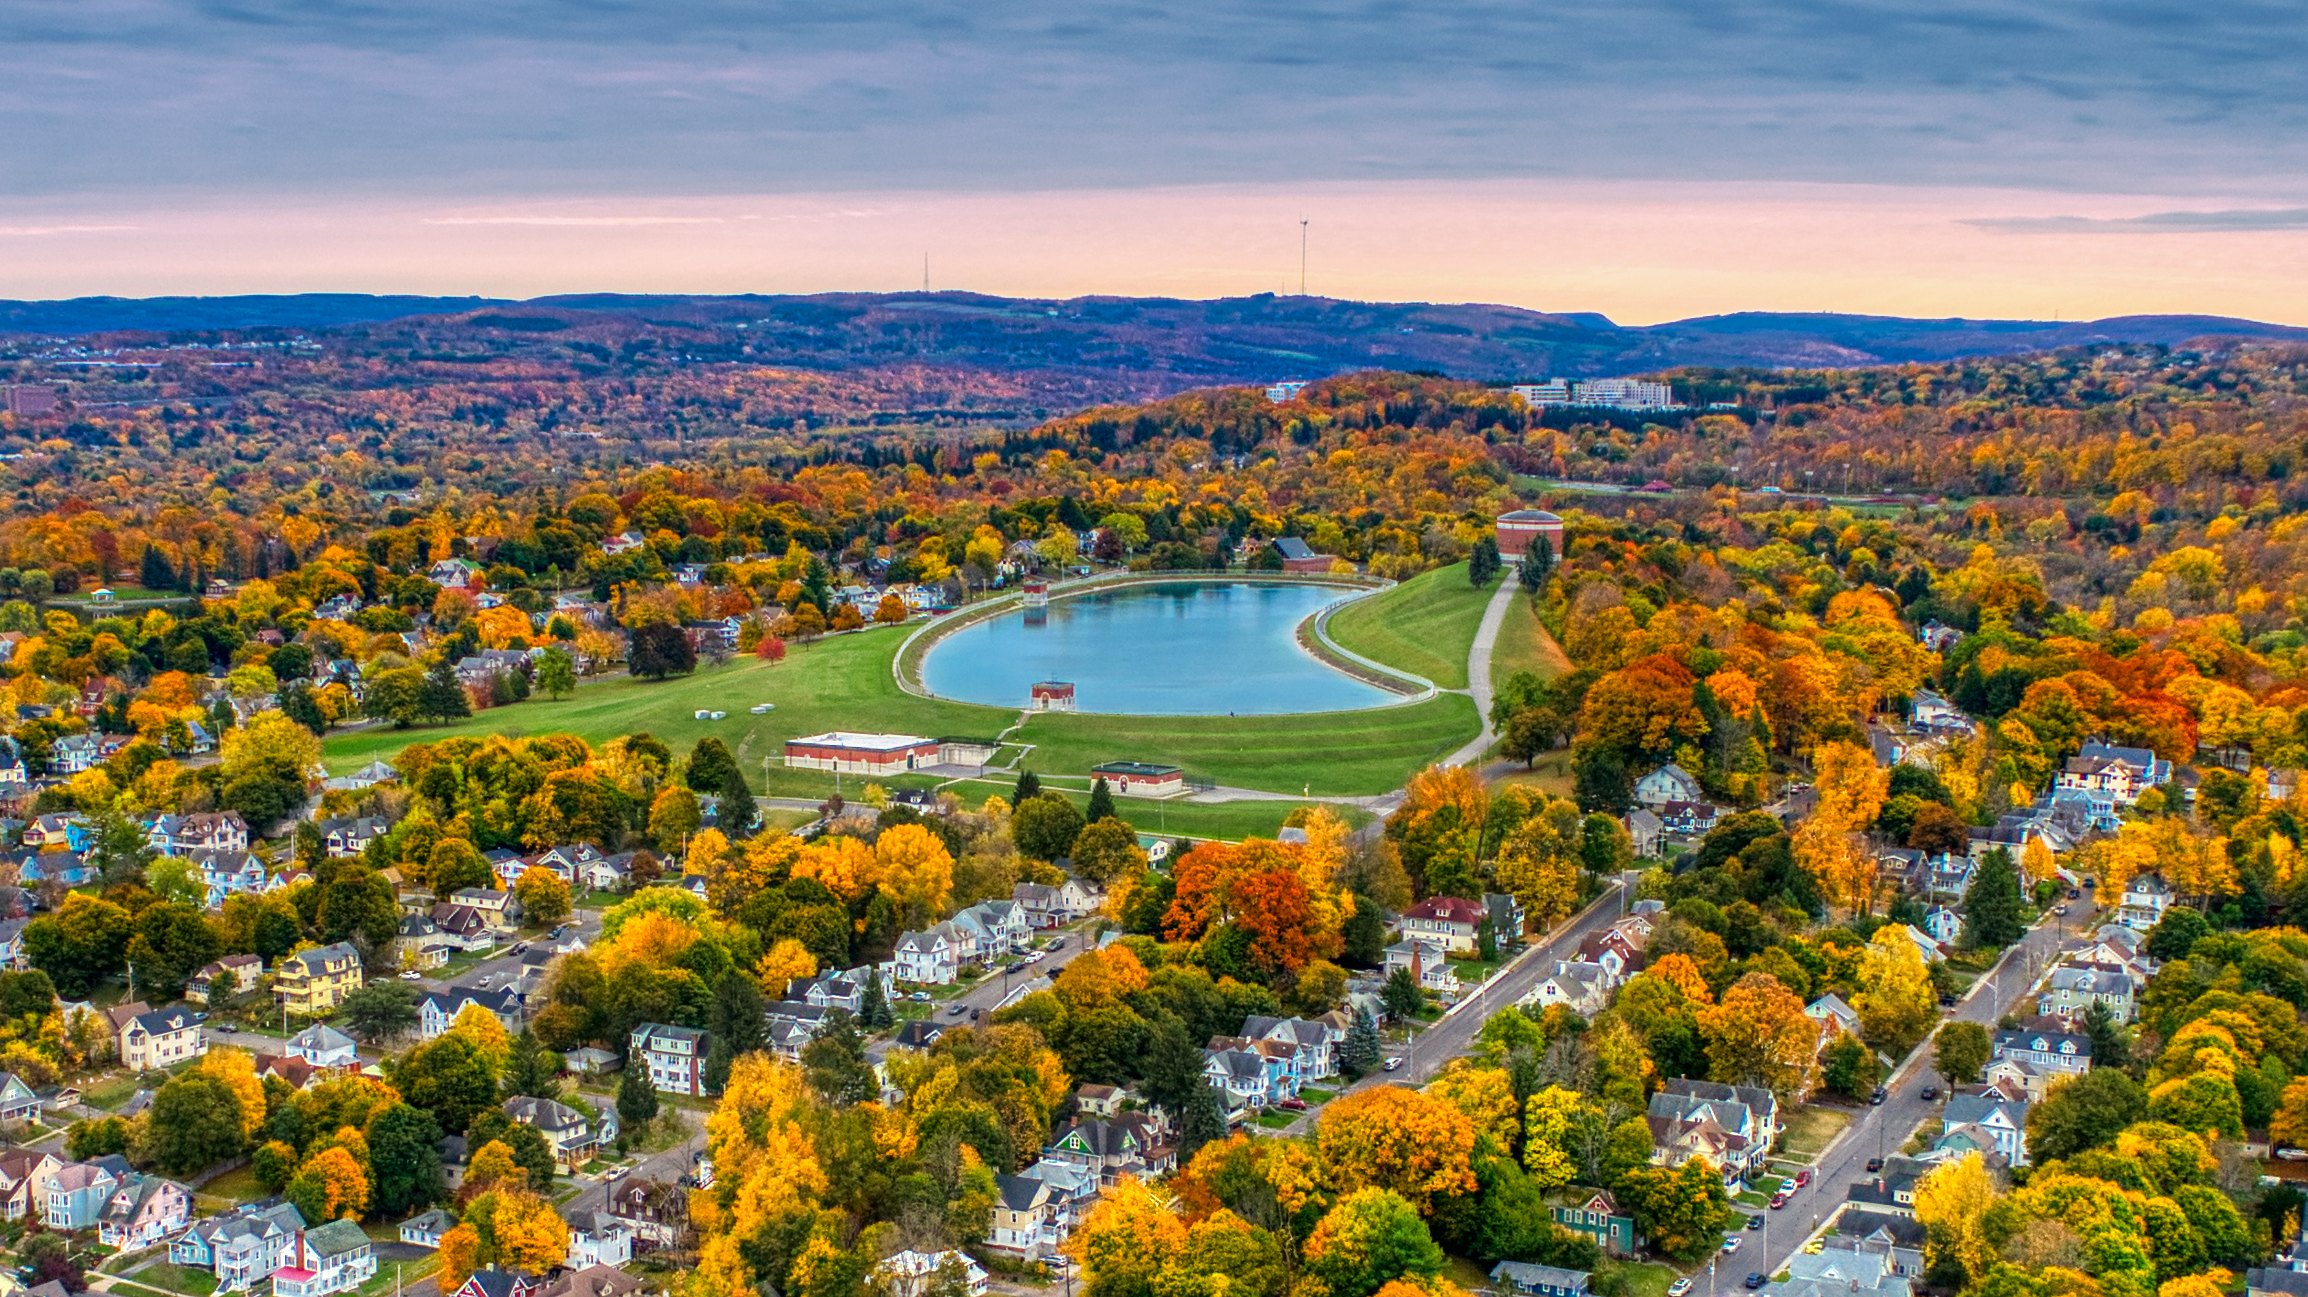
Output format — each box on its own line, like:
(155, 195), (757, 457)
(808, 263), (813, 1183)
(140, 544), (177, 592)
(1340, 1004), (1383, 1077)
(1518, 541), (1552, 594)
(1342, 895), (1387, 968)
(801, 1010), (875, 1105)
(1476, 917), (1498, 962)
(1382, 966), (1427, 1021)
(616, 1056), (659, 1128)
(1179, 1077), (1227, 1163)
(860, 968), (894, 1030)
(1013, 770), (1042, 804)
(1469, 537), (1501, 587)
(417, 656), (471, 724)
(1087, 777), (1117, 825)
(1964, 847), (2025, 949)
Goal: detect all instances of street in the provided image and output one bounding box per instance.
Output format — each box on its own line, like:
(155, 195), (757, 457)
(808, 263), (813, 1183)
(1701, 894), (2093, 1295)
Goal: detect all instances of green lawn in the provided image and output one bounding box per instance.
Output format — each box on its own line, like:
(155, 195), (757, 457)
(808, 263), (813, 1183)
(1015, 694), (1478, 798)
(1597, 1260), (1678, 1297)
(322, 610), (1476, 800)
(1323, 563), (1489, 689)
(1492, 589), (1572, 684)
(1778, 1105), (1853, 1161)
(924, 776), (1373, 840)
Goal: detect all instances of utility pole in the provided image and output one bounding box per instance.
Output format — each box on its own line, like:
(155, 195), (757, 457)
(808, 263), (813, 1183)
(924, 254), (930, 293)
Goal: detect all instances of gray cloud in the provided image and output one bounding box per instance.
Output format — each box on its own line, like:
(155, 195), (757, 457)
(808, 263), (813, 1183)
(3, 0), (2308, 198)
(1972, 208), (2308, 232)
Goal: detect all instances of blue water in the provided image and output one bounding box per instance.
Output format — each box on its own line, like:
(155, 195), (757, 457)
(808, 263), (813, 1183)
(920, 581), (1397, 715)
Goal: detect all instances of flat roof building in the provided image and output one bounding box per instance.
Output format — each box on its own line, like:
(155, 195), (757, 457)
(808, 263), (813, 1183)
(1091, 762), (1186, 797)
(785, 732), (940, 776)
(1495, 509), (1564, 559)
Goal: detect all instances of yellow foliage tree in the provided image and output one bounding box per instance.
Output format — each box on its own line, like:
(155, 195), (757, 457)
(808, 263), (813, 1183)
(199, 1046), (267, 1142)
(1696, 972), (1819, 1104)
(1855, 929), (1937, 1055)
(448, 1002), (511, 1075)
(754, 938), (819, 1000)
(683, 828), (730, 878)
(1648, 953), (1714, 1005)
(1912, 1152), (1998, 1287)
(791, 834), (876, 902)
(1493, 806), (1583, 931)
(480, 1187), (570, 1275)
(1315, 1086), (1478, 1214)
(437, 1223), (482, 1291)
(1795, 740), (1890, 913)
(874, 823), (956, 922)
(466, 1139), (525, 1190)
(691, 1056), (831, 1297)
(1065, 1175), (1187, 1294)
(1422, 1062), (1520, 1151)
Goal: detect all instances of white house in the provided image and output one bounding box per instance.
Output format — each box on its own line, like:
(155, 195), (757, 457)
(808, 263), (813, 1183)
(1634, 763), (1705, 809)
(285, 1024), (358, 1068)
(2117, 875), (2173, 933)
(1525, 962), (1613, 1016)
(562, 1211), (635, 1268)
(170, 1198), (307, 1290)
(875, 1250), (989, 1297)
(1937, 1089), (2030, 1167)
(1805, 993), (1861, 1040)
(1384, 939), (1459, 994)
(895, 927), (959, 985)
(271, 1218), (377, 1297)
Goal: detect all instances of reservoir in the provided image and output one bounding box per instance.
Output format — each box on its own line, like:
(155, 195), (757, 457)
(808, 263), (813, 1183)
(919, 581), (1399, 715)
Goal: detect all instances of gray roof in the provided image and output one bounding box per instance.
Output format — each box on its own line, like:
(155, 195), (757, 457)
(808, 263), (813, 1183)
(302, 1217), (372, 1258)
(1942, 1093), (2026, 1128)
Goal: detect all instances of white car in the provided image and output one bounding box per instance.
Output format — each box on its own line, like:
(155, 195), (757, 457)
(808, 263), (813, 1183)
(398, 970), (422, 981)
(751, 703), (775, 714)
(1669, 1282), (1693, 1297)
(1382, 1056), (1403, 1071)
(1721, 1237), (1740, 1254)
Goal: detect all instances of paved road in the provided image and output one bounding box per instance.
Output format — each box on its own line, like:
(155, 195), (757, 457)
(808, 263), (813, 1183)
(1702, 897), (2096, 1295)
(1440, 577), (1519, 770)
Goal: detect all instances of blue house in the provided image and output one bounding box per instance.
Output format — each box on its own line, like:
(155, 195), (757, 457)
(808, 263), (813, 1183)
(43, 1156), (127, 1229)
(1491, 1262), (1593, 1297)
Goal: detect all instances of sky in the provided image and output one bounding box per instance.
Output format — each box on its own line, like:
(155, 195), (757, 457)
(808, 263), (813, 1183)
(6, 0), (2308, 322)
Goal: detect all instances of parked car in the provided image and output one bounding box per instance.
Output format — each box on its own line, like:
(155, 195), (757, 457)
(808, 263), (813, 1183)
(478, 974), (494, 988)
(1049, 938), (1067, 951)
(2277, 1148), (2308, 1161)
(2054, 904), (2069, 916)
(909, 991), (931, 1002)
(1921, 1086), (1939, 1101)
(1669, 1281), (1692, 1297)
(604, 1166), (629, 1182)
(1870, 1087), (1887, 1105)
(2068, 887), (2082, 898)
(946, 1004), (969, 1017)
(1866, 1157), (1885, 1172)
(1746, 1212), (1765, 1228)
(1745, 1275), (1767, 1290)
(1280, 1098), (1308, 1111)
(1794, 1169), (1813, 1187)
(399, 970), (422, 981)
(1721, 1237), (1740, 1254)
(1383, 1056), (1404, 1071)
(1769, 1193), (1791, 1211)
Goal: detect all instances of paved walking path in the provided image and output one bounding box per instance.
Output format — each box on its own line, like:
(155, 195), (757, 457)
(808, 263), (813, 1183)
(1439, 577), (1518, 768)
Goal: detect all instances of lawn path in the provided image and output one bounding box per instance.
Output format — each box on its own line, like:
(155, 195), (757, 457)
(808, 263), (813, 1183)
(1440, 578), (1517, 768)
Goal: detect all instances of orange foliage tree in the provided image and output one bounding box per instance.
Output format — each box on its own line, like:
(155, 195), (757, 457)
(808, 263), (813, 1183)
(1315, 1086), (1478, 1215)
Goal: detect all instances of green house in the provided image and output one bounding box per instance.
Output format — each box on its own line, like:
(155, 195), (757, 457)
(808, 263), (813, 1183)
(1552, 1189), (1639, 1255)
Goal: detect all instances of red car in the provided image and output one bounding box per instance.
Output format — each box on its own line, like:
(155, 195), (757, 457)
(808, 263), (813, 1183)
(1279, 1098), (1308, 1111)
(1794, 1169), (1813, 1187)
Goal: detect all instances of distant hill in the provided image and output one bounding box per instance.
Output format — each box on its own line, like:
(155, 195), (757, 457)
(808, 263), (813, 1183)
(6, 291), (2304, 385)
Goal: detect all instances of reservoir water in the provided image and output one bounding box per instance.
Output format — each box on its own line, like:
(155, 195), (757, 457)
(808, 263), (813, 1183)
(918, 581), (1399, 715)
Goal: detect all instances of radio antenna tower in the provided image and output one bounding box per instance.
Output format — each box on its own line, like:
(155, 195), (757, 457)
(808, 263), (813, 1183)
(1299, 220), (1309, 295)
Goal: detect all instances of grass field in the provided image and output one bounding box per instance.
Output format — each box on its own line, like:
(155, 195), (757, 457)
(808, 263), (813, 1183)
(1324, 562), (1488, 689)
(1778, 1104), (1855, 1160)
(1492, 588), (1573, 684)
(930, 775), (1374, 839)
(1015, 693), (1478, 797)
(323, 622), (1478, 801)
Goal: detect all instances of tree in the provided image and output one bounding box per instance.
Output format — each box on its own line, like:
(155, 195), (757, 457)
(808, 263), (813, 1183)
(2146, 908), (2211, 962)
(1519, 540), (1553, 593)
(366, 1101), (445, 1216)
(1615, 1159), (1734, 1261)
(2028, 1068), (2149, 1163)
(1179, 1078), (1227, 1163)
(1697, 972), (1820, 1104)
(1467, 537), (1501, 588)
(801, 1010), (875, 1104)
(1855, 929), (1937, 1055)
(1231, 868), (1333, 975)
(395, 1034), (500, 1135)
(363, 666), (424, 727)
(649, 786), (702, 854)
(1087, 777), (1117, 825)
(1303, 1189), (1446, 1297)
(703, 970), (767, 1093)
(859, 968), (893, 1030)
(629, 622), (697, 679)
(1383, 966), (1427, 1021)
(339, 981), (423, 1041)
(20, 1232), (83, 1293)
(1315, 1087), (1478, 1213)
(513, 866), (571, 928)
(1913, 1153), (1998, 1287)
(616, 1058), (660, 1129)
(1013, 794), (1086, 862)
(287, 1145), (371, 1223)
(252, 1140), (299, 1192)
(68, 1115), (132, 1160)
(1070, 817), (1147, 885)
(1934, 1021), (1992, 1086)
(535, 647), (576, 700)
(418, 656), (473, 723)
(1341, 1004), (1384, 1077)
(23, 892), (132, 995)
(1821, 1032), (1880, 1100)
(501, 1030), (564, 1102)
(1965, 849), (2026, 949)
(1067, 1175), (1188, 1297)
(1013, 770), (1042, 804)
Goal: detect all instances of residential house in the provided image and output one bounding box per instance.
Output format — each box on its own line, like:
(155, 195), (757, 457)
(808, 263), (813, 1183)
(503, 1097), (612, 1171)
(1241, 1016), (1338, 1080)
(953, 900), (1033, 958)
(1922, 906), (1963, 947)
(578, 853), (637, 892)
(1384, 939), (1459, 995)
(272, 1218), (378, 1297)
(2117, 875), (2173, 933)
(170, 1199), (307, 1290)
(0, 1074), (39, 1128)
(1987, 1028), (2090, 1098)
(1889, 923), (1946, 965)
(631, 1023), (711, 1096)
(420, 987), (525, 1039)
(1526, 962), (1613, 1015)
(606, 1180), (685, 1250)
(895, 927), (960, 985)
(1634, 762), (1705, 809)
(400, 1207), (458, 1248)
(1910, 690), (1967, 730)
(287, 1024), (358, 1068)
(561, 1212), (635, 1269)
(148, 811), (249, 856)
(193, 850), (268, 909)
(396, 915), (452, 971)
(1076, 1085), (1124, 1118)
(988, 1173), (1060, 1256)
(1485, 893), (1527, 948)
(0, 919), (26, 974)
(428, 904), (497, 952)
(2054, 740), (2173, 806)
(1204, 1048), (1288, 1112)
(1624, 808), (1665, 858)
(0, 1150), (59, 1222)
(43, 1157), (126, 1229)
(1490, 1263), (1592, 1297)
(274, 942), (363, 1015)
(319, 817), (389, 858)
(2043, 966), (2136, 1024)
(1659, 800), (1721, 836)
(1936, 1087), (2030, 1167)
(1574, 926), (1645, 982)
(1551, 1189), (1639, 1255)
(1806, 993), (1861, 1041)
(49, 736), (98, 776)
(21, 814), (84, 849)
(97, 1174), (192, 1249)
(1758, 1243), (1916, 1297)
(119, 1006), (206, 1071)
(536, 1268), (642, 1297)
(451, 888), (512, 929)
(874, 1250), (989, 1297)
(1402, 895), (1487, 953)
(187, 954), (262, 1005)
(1843, 1156), (1932, 1220)
(1042, 1116), (1176, 1188)
(1647, 1080), (1782, 1188)
(1012, 879), (1096, 928)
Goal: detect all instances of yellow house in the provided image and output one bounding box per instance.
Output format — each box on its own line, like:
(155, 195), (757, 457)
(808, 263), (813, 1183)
(273, 942), (364, 1016)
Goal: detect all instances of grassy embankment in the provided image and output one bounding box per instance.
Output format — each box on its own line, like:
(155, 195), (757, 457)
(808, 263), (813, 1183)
(1323, 562), (1490, 689)
(320, 624), (1437, 835)
(1488, 586), (1578, 793)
